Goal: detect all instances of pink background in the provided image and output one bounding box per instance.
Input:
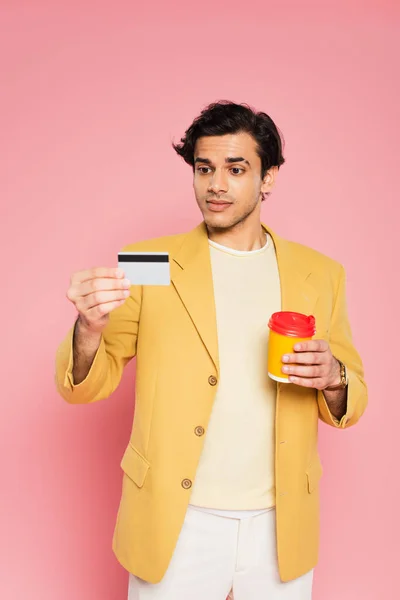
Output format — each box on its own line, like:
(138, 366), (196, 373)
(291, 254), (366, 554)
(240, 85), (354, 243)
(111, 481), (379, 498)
(1, 1), (398, 598)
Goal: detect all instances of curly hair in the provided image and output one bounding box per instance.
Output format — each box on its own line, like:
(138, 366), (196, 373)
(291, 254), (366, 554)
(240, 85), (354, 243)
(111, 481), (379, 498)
(172, 100), (285, 179)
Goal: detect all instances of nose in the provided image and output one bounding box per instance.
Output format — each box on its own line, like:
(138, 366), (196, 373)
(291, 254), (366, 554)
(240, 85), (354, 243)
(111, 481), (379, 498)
(208, 169), (228, 194)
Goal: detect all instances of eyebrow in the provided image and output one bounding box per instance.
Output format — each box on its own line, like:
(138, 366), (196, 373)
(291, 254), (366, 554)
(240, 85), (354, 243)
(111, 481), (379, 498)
(194, 156), (251, 167)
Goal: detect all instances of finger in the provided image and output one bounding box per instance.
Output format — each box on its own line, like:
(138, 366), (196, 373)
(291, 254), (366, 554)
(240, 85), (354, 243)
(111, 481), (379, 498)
(288, 376), (326, 389)
(85, 298), (128, 319)
(282, 364), (328, 378)
(71, 267), (125, 285)
(76, 289), (130, 311)
(292, 339), (329, 353)
(281, 351), (326, 365)
(78, 276), (131, 298)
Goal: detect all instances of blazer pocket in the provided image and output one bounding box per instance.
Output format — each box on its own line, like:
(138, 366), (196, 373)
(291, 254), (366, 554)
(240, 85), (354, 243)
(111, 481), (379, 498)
(120, 443), (150, 488)
(306, 455), (323, 493)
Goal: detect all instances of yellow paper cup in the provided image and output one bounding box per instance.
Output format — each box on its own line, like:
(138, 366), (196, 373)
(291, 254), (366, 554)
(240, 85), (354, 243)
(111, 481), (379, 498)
(267, 311), (316, 383)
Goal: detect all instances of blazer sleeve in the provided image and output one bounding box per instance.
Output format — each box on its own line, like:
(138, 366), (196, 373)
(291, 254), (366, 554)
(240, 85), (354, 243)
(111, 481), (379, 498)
(54, 281), (142, 405)
(317, 264), (368, 429)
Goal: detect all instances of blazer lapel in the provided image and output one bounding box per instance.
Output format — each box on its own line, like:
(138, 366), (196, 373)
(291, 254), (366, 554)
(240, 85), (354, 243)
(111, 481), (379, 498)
(261, 223), (319, 319)
(171, 222), (219, 373)
(260, 223), (321, 406)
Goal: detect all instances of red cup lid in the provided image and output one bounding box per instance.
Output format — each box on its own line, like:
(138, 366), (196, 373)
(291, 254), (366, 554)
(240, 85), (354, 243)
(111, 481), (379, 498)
(268, 311), (316, 338)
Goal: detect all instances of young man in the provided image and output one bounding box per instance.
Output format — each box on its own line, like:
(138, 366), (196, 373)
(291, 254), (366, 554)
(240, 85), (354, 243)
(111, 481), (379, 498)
(55, 101), (368, 599)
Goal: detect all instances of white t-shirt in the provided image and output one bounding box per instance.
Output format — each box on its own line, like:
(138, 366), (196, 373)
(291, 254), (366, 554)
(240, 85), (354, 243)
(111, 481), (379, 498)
(189, 232), (281, 518)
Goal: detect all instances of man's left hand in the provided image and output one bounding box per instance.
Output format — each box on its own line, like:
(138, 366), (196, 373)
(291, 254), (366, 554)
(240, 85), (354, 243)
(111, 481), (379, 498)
(281, 339), (341, 390)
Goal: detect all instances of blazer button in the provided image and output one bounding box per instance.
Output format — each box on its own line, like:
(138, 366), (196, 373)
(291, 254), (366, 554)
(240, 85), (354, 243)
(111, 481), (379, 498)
(194, 426), (205, 436)
(181, 478), (192, 489)
(208, 375), (218, 386)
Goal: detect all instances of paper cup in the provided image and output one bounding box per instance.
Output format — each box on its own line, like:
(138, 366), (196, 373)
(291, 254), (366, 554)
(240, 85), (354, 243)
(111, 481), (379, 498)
(267, 311), (316, 383)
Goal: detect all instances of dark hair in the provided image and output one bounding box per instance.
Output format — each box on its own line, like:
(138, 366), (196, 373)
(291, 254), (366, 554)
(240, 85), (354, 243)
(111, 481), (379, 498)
(172, 100), (285, 179)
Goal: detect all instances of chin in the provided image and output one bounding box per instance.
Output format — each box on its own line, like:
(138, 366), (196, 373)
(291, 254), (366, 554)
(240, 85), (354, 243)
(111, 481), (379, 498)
(203, 214), (234, 230)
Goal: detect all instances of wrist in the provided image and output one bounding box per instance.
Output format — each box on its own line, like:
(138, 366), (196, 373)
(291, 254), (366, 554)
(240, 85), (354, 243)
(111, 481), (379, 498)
(75, 316), (103, 341)
(324, 358), (348, 391)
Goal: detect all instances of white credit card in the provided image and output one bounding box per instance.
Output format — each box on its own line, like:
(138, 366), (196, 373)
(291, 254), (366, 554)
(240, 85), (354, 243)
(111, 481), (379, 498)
(118, 252), (171, 286)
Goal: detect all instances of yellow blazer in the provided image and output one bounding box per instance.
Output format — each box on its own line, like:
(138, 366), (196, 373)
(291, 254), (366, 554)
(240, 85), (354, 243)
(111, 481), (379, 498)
(55, 221), (368, 583)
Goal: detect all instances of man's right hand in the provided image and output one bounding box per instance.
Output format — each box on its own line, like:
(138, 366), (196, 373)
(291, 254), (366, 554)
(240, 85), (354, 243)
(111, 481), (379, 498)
(66, 267), (131, 334)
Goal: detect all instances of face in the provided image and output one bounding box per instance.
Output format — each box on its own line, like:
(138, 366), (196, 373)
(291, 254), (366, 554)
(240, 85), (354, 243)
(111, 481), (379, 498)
(193, 132), (277, 231)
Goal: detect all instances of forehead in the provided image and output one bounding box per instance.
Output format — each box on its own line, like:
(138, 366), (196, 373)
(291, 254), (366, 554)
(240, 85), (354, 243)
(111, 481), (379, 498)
(194, 132), (259, 161)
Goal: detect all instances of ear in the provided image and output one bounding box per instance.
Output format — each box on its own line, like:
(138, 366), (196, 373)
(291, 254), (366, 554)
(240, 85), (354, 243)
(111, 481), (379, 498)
(261, 166), (278, 194)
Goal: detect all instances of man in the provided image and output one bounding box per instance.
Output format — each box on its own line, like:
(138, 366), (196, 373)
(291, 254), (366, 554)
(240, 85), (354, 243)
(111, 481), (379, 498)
(55, 101), (368, 599)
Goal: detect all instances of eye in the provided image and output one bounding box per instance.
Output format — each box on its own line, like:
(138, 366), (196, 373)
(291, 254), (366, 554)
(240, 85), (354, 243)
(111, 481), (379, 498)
(231, 167), (244, 175)
(197, 167), (211, 174)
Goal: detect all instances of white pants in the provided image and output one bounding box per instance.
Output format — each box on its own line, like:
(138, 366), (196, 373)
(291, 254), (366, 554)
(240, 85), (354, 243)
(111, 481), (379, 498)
(128, 506), (314, 599)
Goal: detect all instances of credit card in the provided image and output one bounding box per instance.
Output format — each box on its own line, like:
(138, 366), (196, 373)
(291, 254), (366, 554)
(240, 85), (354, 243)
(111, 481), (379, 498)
(117, 252), (171, 286)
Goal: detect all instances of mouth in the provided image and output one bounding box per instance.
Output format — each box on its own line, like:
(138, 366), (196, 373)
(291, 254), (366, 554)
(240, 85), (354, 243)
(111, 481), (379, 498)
(206, 199), (232, 212)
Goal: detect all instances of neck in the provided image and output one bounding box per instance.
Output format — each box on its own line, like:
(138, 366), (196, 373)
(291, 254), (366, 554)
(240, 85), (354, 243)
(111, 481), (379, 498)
(207, 221), (266, 252)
